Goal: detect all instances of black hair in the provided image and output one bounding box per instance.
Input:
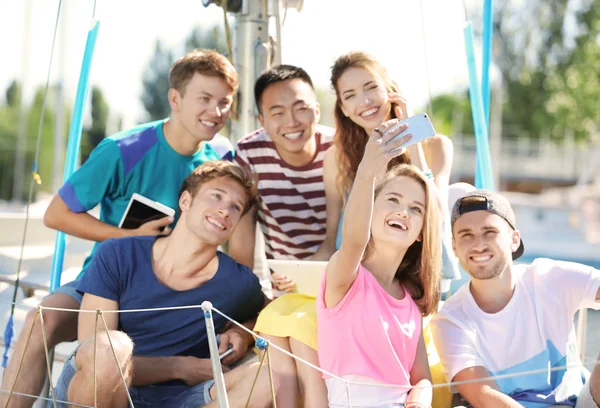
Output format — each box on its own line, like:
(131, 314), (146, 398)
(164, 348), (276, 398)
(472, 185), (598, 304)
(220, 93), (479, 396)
(254, 64), (314, 113)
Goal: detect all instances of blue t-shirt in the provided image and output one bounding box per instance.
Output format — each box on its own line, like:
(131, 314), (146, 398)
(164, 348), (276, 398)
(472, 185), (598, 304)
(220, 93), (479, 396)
(78, 236), (264, 396)
(58, 120), (233, 277)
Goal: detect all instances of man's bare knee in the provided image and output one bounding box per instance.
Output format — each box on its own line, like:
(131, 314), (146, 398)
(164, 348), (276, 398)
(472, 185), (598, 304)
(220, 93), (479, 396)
(76, 330), (134, 380)
(24, 293), (80, 345)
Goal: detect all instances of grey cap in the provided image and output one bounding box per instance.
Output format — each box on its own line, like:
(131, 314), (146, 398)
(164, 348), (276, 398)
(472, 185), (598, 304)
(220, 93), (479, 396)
(450, 190), (524, 260)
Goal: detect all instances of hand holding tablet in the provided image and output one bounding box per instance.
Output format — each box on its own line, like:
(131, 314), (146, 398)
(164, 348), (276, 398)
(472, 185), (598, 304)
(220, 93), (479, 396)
(119, 193), (176, 233)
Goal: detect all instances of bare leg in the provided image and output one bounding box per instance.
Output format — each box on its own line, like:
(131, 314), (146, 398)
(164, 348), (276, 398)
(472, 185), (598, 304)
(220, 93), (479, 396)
(257, 334), (300, 408)
(0, 294), (79, 408)
(67, 330), (133, 408)
(208, 360), (279, 408)
(289, 338), (328, 408)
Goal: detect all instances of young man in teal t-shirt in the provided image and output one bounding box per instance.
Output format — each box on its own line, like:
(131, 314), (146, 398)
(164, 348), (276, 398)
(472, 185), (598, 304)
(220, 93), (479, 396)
(1, 49), (238, 408)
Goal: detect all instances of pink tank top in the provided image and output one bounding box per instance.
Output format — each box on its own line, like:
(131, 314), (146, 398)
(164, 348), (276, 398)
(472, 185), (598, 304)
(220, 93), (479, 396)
(316, 264), (422, 386)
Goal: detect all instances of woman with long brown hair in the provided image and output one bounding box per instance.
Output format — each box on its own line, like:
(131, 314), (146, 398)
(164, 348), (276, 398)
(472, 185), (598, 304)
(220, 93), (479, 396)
(315, 50), (454, 260)
(317, 50), (458, 407)
(317, 120), (441, 406)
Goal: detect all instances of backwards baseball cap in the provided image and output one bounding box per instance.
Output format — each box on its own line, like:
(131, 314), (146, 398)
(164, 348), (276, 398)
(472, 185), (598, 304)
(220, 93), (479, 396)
(450, 190), (524, 260)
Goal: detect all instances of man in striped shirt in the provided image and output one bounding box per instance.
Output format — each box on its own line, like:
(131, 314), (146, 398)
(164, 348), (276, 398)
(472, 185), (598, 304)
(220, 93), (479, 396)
(229, 65), (334, 288)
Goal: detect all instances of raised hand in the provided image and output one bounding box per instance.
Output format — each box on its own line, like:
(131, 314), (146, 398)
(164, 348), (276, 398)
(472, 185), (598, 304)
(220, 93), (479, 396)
(388, 91), (411, 120)
(358, 118), (413, 180)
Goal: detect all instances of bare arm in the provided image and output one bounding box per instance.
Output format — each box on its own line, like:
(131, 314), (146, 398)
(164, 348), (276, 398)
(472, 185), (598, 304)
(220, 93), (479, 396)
(423, 134), (454, 207)
(324, 121), (411, 308)
(406, 329), (433, 406)
(227, 206), (257, 269)
(454, 366), (524, 408)
(45, 195), (130, 242)
(79, 293), (219, 386)
(406, 326), (433, 406)
(312, 146), (343, 261)
(407, 142), (429, 172)
(78, 293), (120, 341)
(44, 195), (173, 242)
(131, 355), (216, 386)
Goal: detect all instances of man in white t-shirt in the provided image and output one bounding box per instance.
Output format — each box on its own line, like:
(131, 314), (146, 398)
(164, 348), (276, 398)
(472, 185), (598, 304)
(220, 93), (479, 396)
(431, 190), (600, 408)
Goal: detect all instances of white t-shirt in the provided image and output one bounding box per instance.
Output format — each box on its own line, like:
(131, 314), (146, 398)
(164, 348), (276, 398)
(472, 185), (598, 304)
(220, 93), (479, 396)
(431, 258), (600, 408)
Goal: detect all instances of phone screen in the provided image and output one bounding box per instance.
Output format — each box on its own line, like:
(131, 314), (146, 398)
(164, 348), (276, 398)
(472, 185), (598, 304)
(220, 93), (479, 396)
(121, 199), (171, 230)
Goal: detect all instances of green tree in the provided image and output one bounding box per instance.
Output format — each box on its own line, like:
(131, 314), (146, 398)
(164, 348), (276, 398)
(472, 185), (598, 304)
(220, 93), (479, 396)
(0, 102), (19, 201)
(5, 80), (20, 107)
(490, 0), (600, 141)
(428, 93), (473, 138)
(0, 82), (76, 201)
(81, 86), (109, 161)
(141, 41), (173, 121)
(185, 25), (227, 55)
(27, 87), (58, 195)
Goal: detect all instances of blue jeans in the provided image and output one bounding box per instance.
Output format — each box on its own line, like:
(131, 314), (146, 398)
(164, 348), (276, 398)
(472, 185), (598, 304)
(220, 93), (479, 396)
(52, 279), (84, 304)
(50, 348), (215, 407)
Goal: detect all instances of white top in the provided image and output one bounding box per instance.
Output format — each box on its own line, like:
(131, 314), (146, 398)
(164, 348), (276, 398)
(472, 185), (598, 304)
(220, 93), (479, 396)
(325, 374), (408, 408)
(431, 258), (600, 408)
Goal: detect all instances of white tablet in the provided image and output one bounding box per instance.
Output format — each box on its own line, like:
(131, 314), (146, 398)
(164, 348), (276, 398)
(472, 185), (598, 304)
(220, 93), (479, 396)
(119, 193), (176, 229)
(267, 259), (328, 297)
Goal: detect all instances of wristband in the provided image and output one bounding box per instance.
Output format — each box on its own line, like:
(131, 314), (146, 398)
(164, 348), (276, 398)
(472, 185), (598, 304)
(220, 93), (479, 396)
(422, 169), (434, 181)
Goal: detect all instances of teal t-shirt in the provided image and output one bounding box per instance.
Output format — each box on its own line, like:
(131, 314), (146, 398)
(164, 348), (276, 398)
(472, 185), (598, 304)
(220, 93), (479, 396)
(58, 120), (232, 279)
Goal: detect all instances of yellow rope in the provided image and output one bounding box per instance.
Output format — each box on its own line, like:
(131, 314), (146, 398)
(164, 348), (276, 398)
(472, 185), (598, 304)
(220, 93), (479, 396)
(37, 306), (58, 408)
(93, 310), (100, 408)
(244, 348), (267, 408)
(265, 347), (277, 408)
(5, 309), (40, 408)
(98, 311), (135, 408)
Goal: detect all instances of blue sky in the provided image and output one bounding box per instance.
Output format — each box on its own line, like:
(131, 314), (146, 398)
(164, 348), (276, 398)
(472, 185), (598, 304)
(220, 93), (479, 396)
(0, 0), (487, 130)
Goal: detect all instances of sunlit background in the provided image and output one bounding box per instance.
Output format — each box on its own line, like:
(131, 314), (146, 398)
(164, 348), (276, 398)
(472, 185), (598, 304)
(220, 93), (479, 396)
(0, 0), (598, 396)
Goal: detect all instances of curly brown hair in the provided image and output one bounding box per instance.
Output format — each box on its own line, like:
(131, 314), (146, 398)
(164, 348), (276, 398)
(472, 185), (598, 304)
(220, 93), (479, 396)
(364, 165), (441, 316)
(331, 51), (411, 199)
(178, 161), (258, 216)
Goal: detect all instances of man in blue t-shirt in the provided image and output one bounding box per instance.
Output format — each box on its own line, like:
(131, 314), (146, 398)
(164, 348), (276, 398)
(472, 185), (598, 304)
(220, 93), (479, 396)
(51, 161), (274, 407)
(1, 50), (238, 407)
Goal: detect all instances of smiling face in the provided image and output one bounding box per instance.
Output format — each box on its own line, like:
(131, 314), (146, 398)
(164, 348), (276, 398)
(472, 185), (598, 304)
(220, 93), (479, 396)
(258, 78), (320, 166)
(180, 177), (247, 246)
(337, 67), (392, 133)
(370, 176), (426, 249)
(452, 211), (521, 280)
(170, 72), (234, 143)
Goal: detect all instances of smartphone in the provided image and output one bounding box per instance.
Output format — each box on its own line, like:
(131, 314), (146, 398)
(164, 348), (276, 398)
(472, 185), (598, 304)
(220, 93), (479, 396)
(118, 193), (175, 229)
(385, 113), (436, 151)
(219, 346), (234, 360)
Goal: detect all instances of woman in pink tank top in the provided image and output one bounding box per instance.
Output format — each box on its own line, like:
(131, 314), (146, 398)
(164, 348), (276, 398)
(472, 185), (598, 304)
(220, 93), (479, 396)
(316, 118), (441, 408)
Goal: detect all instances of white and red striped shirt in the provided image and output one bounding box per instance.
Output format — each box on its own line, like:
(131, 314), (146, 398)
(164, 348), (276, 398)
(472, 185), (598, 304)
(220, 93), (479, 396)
(235, 126), (334, 260)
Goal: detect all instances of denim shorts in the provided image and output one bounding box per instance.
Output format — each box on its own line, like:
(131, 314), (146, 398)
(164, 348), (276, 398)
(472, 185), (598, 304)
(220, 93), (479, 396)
(51, 278), (83, 304)
(50, 348), (215, 408)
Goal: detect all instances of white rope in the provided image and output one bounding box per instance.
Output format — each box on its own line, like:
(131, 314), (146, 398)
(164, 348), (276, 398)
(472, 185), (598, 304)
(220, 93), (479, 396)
(1, 299), (597, 392)
(211, 307), (600, 391)
(0, 388), (93, 408)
